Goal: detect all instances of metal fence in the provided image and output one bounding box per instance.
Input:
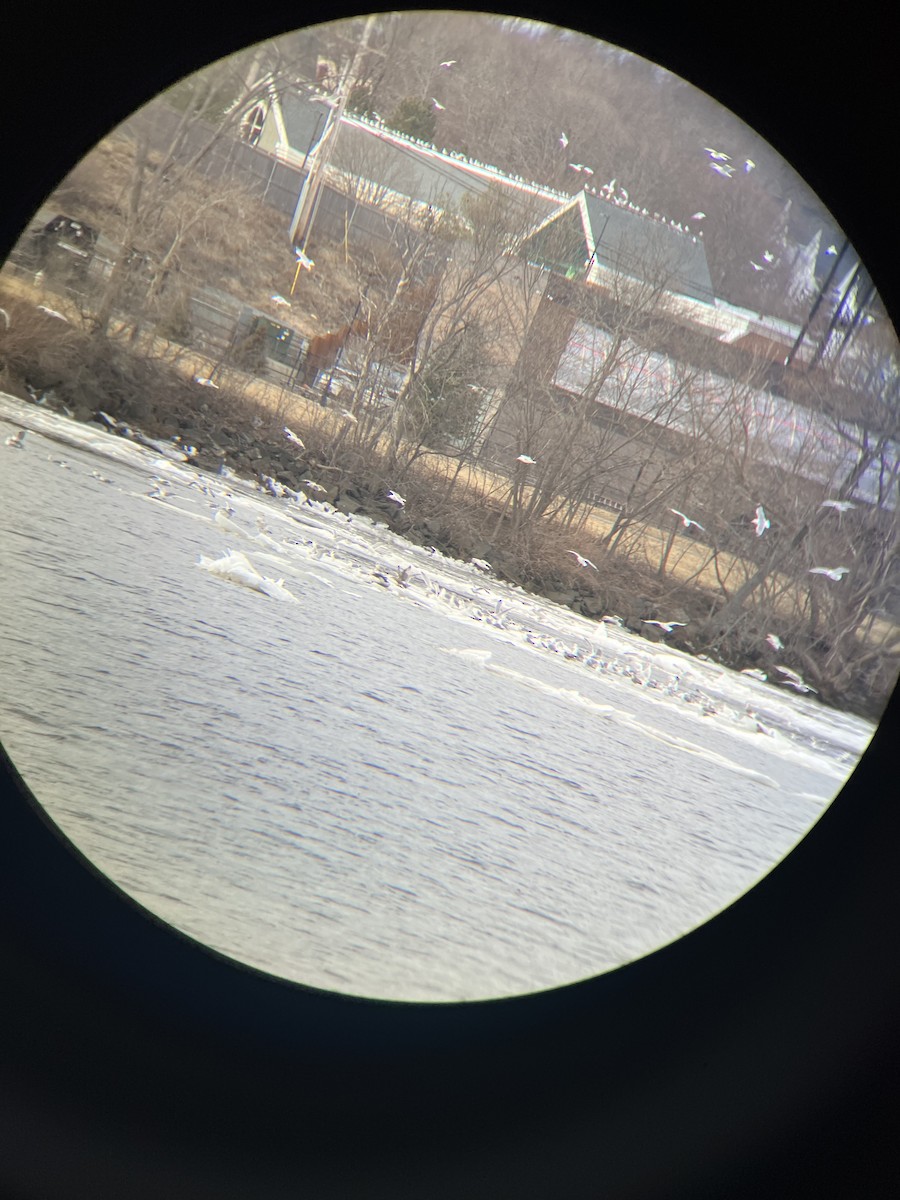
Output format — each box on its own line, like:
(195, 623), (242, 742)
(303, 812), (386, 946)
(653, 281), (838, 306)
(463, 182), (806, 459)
(183, 295), (310, 389)
(3, 225), (312, 393)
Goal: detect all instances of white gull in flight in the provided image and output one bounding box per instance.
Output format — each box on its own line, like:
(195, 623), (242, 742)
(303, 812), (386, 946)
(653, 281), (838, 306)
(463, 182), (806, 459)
(753, 505), (770, 537)
(809, 566), (849, 581)
(567, 551), (597, 570)
(37, 305), (69, 322)
(642, 619), (687, 633)
(776, 665), (817, 694)
(670, 508), (704, 531)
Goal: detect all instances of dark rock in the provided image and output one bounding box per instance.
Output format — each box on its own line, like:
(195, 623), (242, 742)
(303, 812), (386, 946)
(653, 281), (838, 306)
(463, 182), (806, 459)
(544, 590), (577, 606)
(334, 494), (365, 516)
(579, 596), (608, 617)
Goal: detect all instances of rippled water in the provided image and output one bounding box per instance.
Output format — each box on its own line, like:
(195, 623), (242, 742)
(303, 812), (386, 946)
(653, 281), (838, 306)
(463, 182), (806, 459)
(0, 395), (875, 1000)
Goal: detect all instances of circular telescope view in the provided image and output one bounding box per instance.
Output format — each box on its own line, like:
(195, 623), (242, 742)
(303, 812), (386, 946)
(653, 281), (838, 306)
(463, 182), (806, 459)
(0, 12), (896, 1002)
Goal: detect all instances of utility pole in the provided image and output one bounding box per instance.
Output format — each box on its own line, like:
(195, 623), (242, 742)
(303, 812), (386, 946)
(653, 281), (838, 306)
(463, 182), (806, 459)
(289, 13), (378, 250)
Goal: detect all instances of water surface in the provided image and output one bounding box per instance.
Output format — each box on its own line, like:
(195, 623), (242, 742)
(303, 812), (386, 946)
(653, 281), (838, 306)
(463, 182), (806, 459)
(0, 395), (873, 1000)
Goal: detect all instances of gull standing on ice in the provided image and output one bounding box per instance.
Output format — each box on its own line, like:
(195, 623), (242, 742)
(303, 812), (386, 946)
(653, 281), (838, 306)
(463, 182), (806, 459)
(670, 508), (704, 532)
(809, 566), (849, 581)
(5, 429), (27, 448)
(567, 551), (598, 570)
(753, 505), (770, 537)
(214, 508), (246, 537)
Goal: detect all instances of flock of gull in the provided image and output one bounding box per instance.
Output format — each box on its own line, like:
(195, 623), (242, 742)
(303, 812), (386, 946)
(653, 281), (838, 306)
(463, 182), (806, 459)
(665, 499), (850, 580)
(3, 403), (861, 710)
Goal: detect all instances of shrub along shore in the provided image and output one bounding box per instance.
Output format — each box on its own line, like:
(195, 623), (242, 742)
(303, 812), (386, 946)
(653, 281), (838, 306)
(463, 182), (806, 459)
(0, 288), (894, 720)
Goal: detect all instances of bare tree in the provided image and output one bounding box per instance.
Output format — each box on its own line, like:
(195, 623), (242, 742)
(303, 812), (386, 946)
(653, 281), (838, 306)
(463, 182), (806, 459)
(89, 46), (305, 336)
